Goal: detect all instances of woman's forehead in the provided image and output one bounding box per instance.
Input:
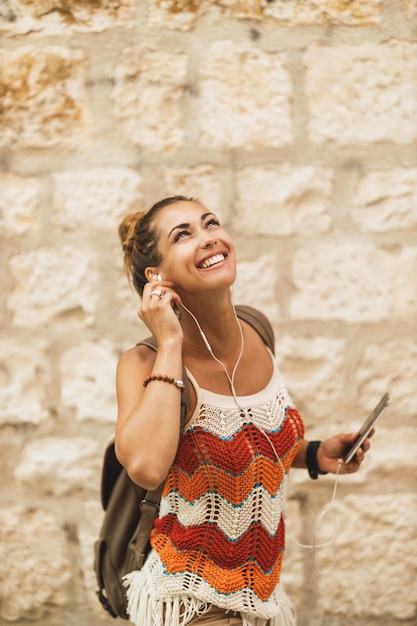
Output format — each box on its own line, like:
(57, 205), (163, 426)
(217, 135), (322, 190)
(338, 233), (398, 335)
(155, 201), (212, 231)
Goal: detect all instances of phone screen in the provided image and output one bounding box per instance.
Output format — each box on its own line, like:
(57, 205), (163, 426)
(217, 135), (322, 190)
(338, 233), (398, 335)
(343, 392), (391, 464)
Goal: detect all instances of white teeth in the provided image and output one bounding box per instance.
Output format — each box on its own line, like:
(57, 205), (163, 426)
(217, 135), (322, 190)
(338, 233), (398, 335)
(200, 254), (225, 269)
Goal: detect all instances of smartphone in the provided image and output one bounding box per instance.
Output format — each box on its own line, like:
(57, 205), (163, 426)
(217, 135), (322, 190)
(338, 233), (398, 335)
(343, 392), (391, 464)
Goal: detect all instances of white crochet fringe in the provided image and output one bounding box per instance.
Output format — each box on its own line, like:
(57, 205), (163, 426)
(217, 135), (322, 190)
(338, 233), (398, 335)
(123, 571), (296, 626)
(123, 571), (211, 626)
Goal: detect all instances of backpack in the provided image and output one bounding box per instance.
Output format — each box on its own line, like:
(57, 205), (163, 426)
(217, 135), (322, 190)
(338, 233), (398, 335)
(94, 305), (275, 619)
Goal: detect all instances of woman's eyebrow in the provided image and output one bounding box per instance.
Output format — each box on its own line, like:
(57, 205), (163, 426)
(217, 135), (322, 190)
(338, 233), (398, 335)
(167, 213), (216, 239)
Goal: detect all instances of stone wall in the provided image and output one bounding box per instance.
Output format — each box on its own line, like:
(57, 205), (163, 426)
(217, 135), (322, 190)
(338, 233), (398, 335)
(1, 1), (416, 625)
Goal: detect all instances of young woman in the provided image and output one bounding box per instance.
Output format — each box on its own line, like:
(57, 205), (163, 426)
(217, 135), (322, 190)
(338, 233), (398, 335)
(115, 196), (371, 626)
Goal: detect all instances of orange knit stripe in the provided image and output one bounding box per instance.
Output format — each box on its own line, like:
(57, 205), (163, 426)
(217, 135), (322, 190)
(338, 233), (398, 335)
(165, 445), (300, 505)
(153, 537), (283, 601)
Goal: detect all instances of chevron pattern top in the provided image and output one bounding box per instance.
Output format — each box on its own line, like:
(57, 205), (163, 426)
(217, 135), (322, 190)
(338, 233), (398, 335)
(124, 358), (304, 626)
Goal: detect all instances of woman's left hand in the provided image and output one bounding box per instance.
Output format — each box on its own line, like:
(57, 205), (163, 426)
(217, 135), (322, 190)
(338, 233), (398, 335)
(317, 431), (374, 475)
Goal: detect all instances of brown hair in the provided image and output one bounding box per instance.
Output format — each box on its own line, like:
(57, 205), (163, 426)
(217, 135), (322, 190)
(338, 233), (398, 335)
(119, 195), (201, 296)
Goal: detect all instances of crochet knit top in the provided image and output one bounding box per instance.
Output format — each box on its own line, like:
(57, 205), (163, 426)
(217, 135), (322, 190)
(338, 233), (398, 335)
(124, 354), (305, 626)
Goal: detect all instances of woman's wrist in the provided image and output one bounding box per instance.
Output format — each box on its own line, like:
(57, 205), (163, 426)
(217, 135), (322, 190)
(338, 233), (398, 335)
(306, 441), (328, 480)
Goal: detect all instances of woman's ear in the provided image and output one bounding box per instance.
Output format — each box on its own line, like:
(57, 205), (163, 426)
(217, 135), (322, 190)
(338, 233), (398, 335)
(144, 267), (162, 283)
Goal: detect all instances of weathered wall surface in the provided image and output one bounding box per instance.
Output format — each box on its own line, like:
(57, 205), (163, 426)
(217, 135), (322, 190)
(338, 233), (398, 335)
(0, 1), (416, 625)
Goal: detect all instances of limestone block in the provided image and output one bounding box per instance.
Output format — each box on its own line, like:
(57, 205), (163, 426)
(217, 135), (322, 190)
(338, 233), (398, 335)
(60, 340), (118, 422)
(198, 41), (292, 150)
(7, 245), (98, 328)
(290, 244), (417, 322)
(148, 0), (204, 30)
(353, 168), (417, 232)
(0, 0), (135, 35)
(0, 46), (90, 149)
(52, 167), (144, 232)
(0, 172), (42, 236)
(365, 427), (417, 483)
(233, 254), (280, 322)
(0, 506), (71, 621)
(15, 436), (102, 496)
(276, 335), (346, 420)
(263, 0), (381, 24)
(147, 0), (381, 27)
(355, 339), (417, 417)
(234, 165), (332, 236)
(317, 494), (417, 619)
(0, 339), (49, 425)
(112, 47), (187, 152)
(162, 165), (227, 220)
(305, 41), (417, 144)
(404, 0), (417, 19)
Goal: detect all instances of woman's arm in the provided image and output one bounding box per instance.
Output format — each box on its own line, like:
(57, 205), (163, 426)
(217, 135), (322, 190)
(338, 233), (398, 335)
(114, 337), (185, 490)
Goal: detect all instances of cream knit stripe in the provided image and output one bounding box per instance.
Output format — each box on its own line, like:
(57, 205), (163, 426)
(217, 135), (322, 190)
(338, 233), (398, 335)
(160, 482), (287, 538)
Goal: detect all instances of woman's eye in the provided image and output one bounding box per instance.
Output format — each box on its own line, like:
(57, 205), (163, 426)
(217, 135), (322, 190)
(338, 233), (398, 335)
(206, 218), (220, 228)
(173, 230), (190, 242)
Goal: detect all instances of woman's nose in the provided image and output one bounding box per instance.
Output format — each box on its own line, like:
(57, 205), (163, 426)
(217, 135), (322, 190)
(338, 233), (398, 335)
(200, 233), (217, 248)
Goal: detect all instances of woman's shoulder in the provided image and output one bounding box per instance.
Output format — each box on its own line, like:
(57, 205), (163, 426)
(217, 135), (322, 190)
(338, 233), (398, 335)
(117, 341), (157, 373)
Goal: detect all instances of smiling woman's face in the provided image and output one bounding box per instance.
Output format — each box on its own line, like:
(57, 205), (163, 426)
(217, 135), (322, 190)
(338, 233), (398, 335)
(150, 201), (237, 294)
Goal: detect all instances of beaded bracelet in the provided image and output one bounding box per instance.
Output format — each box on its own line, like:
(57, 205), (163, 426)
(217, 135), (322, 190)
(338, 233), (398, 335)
(143, 374), (185, 391)
(306, 440), (328, 480)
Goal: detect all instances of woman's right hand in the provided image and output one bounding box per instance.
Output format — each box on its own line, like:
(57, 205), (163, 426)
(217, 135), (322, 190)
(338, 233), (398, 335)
(139, 280), (183, 345)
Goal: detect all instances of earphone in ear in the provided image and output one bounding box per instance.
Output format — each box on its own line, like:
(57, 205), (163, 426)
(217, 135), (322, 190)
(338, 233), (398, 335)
(155, 273), (162, 282)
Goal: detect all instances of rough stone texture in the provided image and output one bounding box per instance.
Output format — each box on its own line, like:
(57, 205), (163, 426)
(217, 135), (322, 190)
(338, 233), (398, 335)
(234, 165), (332, 236)
(276, 336), (346, 420)
(317, 494), (417, 619)
(52, 167), (144, 232)
(233, 255), (281, 322)
(0, 339), (50, 425)
(15, 436), (103, 495)
(1, 1), (416, 624)
(305, 41), (417, 144)
(7, 246), (98, 328)
(198, 41), (292, 149)
(355, 339), (417, 415)
(162, 165), (228, 220)
(148, 0), (382, 28)
(0, 46), (90, 149)
(60, 340), (119, 422)
(290, 244), (417, 322)
(0, 507), (71, 622)
(353, 168), (417, 232)
(262, 0), (382, 24)
(0, 0), (135, 35)
(0, 173), (42, 236)
(112, 47), (188, 152)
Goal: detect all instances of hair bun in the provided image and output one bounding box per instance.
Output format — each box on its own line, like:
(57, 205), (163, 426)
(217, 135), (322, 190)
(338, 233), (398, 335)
(118, 212), (143, 250)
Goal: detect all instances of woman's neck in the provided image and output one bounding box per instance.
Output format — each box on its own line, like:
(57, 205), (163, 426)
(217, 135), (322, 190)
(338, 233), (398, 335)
(179, 294), (242, 359)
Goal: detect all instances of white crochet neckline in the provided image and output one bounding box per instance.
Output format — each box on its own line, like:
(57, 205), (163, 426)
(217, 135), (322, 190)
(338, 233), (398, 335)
(185, 349), (282, 412)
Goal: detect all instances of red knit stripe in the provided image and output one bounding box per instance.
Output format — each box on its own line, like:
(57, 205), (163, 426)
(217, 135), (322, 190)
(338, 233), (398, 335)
(153, 515), (285, 572)
(177, 409), (304, 476)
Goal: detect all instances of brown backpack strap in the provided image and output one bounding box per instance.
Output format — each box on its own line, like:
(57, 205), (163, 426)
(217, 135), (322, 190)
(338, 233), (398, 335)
(235, 305), (275, 354)
(130, 481), (166, 569)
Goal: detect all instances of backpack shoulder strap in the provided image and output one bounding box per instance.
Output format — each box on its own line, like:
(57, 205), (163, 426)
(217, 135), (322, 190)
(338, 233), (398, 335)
(235, 305), (275, 354)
